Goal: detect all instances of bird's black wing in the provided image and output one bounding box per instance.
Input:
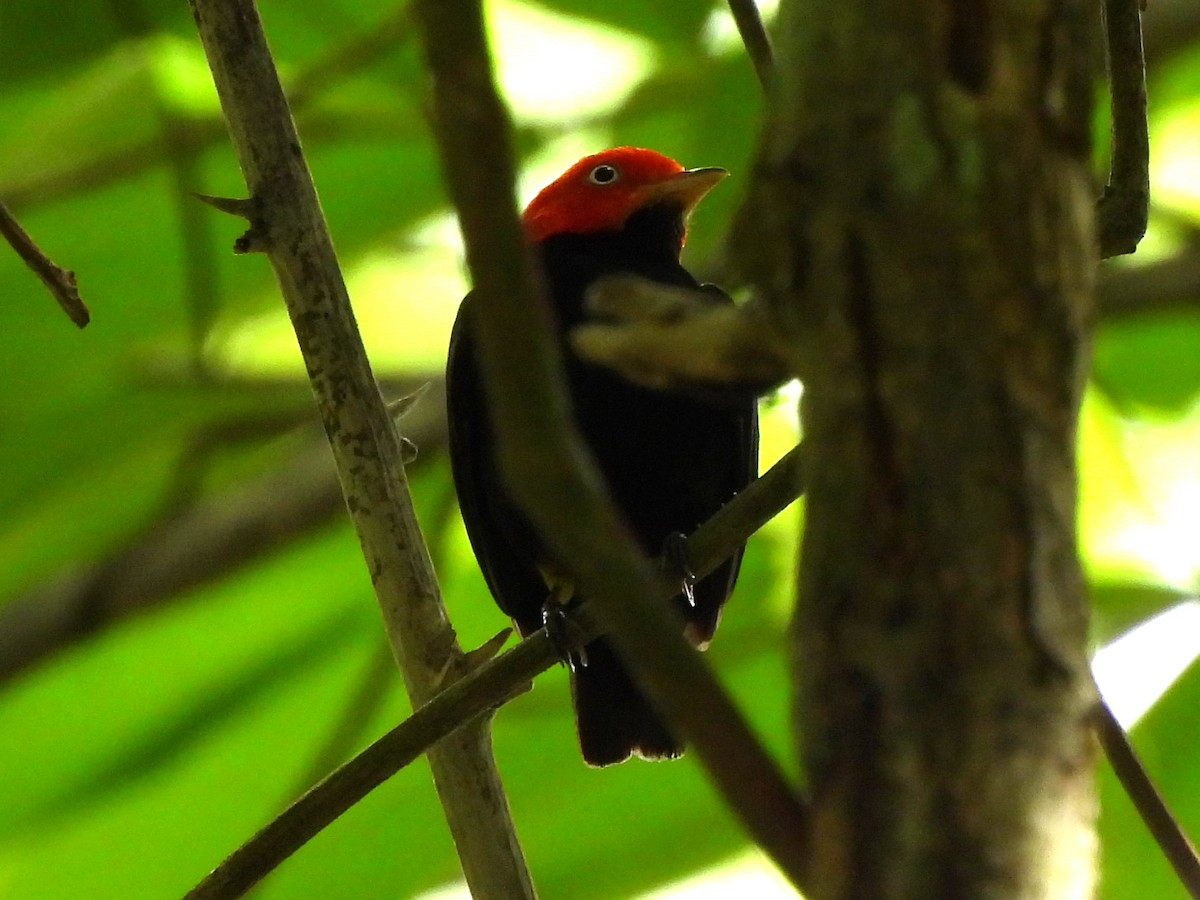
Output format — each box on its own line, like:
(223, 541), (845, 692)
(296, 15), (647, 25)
(445, 292), (549, 636)
(673, 282), (760, 646)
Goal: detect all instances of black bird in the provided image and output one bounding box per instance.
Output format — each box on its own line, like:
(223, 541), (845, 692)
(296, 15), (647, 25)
(446, 147), (759, 765)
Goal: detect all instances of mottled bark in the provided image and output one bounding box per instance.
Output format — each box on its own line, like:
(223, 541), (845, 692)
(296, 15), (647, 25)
(188, 2), (535, 896)
(735, 1), (1099, 897)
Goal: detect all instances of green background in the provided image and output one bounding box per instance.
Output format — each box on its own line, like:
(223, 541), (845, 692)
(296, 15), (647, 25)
(1, 1), (1199, 897)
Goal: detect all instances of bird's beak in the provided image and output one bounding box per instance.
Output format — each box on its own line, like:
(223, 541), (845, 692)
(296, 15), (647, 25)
(639, 166), (728, 215)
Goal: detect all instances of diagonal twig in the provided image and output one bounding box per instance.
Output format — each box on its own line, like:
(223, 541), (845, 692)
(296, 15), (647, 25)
(726, 0), (775, 90)
(185, 442), (807, 900)
(1094, 699), (1200, 899)
(0, 199), (89, 327)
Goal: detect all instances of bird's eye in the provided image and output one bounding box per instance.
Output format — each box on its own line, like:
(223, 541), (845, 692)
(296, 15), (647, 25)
(587, 164), (620, 185)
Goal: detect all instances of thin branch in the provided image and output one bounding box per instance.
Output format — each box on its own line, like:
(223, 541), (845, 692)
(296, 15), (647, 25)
(1099, 0), (1150, 259)
(0, 199), (89, 327)
(413, 0), (811, 888)
(727, 0), (775, 90)
(1094, 699), (1200, 898)
(3, 109), (410, 213)
(186, 442), (807, 900)
(186, 2), (535, 898)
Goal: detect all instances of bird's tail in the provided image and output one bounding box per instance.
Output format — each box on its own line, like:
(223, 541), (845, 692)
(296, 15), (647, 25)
(570, 638), (683, 766)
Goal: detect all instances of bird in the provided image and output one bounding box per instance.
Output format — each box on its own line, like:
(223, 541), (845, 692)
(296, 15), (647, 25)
(445, 147), (759, 766)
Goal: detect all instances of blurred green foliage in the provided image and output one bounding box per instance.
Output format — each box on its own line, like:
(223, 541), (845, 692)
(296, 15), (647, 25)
(0, 1), (1199, 897)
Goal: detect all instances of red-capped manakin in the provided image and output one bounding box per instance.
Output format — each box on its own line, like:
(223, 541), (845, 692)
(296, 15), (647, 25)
(446, 147), (759, 766)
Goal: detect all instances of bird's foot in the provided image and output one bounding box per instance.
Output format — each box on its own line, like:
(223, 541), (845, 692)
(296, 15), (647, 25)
(661, 531), (697, 607)
(542, 599), (589, 672)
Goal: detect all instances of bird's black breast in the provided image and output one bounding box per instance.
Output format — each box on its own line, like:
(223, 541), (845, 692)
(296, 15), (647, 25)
(446, 202), (758, 640)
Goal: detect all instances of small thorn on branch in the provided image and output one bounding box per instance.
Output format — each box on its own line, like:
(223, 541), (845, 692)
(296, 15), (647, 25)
(388, 383), (433, 462)
(194, 193), (259, 218)
(464, 628), (515, 672)
(195, 194), (269, 254)
(386, 382), (433, 422)
(727, 0), (775, 92)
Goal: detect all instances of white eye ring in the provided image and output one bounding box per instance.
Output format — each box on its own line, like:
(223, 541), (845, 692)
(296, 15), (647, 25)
(587, 164), (620, 185)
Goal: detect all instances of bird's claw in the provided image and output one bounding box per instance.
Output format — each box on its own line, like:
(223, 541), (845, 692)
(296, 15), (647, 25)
(662, 531), (697, 607)
(542, 600), (588, 672)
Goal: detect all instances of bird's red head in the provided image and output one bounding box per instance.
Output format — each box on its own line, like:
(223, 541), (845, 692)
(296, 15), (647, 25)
(521, 147), (727, 246)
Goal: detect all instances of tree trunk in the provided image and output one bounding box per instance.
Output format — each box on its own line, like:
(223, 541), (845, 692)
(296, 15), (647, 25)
(736, 2), (1099, 897)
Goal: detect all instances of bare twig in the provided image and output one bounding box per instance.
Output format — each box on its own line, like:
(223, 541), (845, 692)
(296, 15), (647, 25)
(0, 199), (89, 327)
(1094, 700), (1200, 898)
(1099, 0), (1150, 258)
(186, 442), (807, 899)
(412, 0), (811, 887)
(187, 2), (535, 898)
(727, 0), (775, 90)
